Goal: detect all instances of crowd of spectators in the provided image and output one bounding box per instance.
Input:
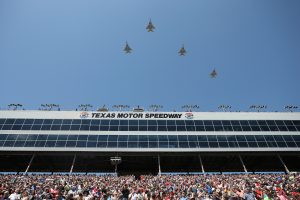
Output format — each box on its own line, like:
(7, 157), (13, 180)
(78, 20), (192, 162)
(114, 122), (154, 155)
(0, 173), (299, 200)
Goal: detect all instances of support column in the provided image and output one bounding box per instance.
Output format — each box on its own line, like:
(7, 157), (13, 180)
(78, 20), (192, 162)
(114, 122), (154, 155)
(277, 155), (289, 174)
(158, 154), (161, 176)
(24, 154), (35, 174)
(238, 155), (248, 173)
(114, 164), (118, 176)
(69, 154), (77, 175)
(198, 155), (205, 174)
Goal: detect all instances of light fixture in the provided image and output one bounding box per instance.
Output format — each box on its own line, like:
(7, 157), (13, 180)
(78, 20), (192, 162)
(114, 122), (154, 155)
(113, 105), (130, 111)
(181, 104), (199, 112)
(78, 104), (93, 111)
(149, 105), (163, 112)
(218, 105), (232, 112)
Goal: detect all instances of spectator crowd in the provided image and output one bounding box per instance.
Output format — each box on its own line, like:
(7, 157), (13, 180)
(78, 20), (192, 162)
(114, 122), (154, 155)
(0, 173), (299, 200)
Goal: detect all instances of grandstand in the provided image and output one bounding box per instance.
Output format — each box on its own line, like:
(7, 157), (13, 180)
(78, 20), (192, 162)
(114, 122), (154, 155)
(0, 110), (299, 174)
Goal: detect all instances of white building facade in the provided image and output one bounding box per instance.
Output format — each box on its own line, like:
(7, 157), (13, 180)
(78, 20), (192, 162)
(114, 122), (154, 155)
(0, 110), (299, 173)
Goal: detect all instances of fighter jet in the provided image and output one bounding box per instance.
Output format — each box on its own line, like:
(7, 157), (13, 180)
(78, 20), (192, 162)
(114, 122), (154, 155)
(178, 45), (186, 56)
(146, 19), (155, 32)
(123, 41), (132, 53)
(210, 68), (218, 78)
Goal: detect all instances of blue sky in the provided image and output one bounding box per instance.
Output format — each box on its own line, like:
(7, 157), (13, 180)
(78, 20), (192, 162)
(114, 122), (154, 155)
(0, 0), (299, 112)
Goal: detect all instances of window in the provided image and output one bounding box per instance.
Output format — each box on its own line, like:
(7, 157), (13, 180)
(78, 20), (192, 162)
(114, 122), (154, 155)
(204, 121), (213, 126)
(119, 126), (129, 131)
(194, 120), (203, 125)
(129, 120), (138, 125)
(148, 120), (157, 126)
(110, 120), (119, 126)
(91, 120), (100, 125)
(15, 119), (25, 124)
(53, 119), (63, 124)
(120, 120), (129, 126)
(81, 120), (91, 125)
(5, 119), (15, 124)
(118, 135), (128, 141)
(205, 126), (214, 131)
(185, 120), (194, 126)
(43, 119), (53, 125)
(157, 120), (166, 125)
(139, 120), (147, 126)
(176, 120), (185, 126)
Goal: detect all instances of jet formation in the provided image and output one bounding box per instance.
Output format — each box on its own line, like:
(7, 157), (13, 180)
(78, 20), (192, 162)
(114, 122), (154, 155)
(123, 41), (132, 54)
(178, 45), (186, 56)
(123, 19), (218, 78)
(210, 69), (217, 78)
(146, 19), (155, 32)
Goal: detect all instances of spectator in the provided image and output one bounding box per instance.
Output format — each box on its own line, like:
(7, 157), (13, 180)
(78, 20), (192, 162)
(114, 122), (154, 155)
(244, 188), (255, 200)
(0, 173), (299, 200)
